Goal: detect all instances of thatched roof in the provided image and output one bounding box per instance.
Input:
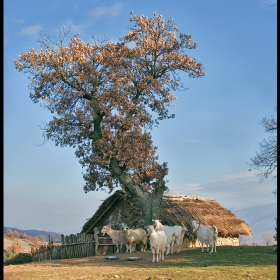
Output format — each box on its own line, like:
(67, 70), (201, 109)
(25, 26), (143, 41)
(81, 190), (252, 237)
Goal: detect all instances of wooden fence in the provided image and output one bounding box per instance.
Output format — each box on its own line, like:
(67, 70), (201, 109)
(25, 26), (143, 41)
(31, 233), (117, 262)
(31, 244), (52, 262)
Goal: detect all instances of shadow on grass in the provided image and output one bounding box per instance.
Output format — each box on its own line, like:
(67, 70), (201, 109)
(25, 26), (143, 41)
(40, 246), (277, 268)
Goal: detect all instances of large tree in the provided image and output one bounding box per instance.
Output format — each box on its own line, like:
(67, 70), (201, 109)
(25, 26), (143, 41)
(14, 12), (205, 225)
(248, 107), (277, 184)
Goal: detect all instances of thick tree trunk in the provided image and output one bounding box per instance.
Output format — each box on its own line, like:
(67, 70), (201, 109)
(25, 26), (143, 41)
(110, 157), (165, 226)
(136, 193), (163, 226)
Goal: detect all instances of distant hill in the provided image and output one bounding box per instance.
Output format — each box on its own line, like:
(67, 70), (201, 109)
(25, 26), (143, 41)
(3, 227), (62, 242)
(230, 202), (277, 245)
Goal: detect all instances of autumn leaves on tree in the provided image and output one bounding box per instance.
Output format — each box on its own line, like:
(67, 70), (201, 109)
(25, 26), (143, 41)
(14, 12), (205, 224)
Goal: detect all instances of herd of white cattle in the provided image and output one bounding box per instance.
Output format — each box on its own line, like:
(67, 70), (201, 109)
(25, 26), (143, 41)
(100, 219), (218, 263)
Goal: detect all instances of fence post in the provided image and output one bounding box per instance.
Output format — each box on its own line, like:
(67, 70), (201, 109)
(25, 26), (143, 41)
(61, 234), (65, 259)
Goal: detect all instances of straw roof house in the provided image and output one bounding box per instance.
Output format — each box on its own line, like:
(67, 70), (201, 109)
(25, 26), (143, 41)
(81, 190), (252, 245)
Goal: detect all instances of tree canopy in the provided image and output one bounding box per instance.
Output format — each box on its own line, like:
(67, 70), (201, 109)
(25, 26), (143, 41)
(14, 12), (205, 222)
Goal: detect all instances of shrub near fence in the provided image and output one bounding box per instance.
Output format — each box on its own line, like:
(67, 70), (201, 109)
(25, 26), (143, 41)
(31, 233), (117, 261)
(31, 244), (52, 262)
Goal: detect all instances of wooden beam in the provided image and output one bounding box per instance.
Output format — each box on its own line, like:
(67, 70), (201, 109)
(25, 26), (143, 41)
(85, 194), (122, 233)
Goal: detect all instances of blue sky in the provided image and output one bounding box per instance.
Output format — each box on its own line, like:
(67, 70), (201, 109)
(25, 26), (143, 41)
(4, 0), (277, 234)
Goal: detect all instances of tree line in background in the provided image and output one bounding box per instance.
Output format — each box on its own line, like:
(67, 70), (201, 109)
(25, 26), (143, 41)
(4, 228), (47, 254)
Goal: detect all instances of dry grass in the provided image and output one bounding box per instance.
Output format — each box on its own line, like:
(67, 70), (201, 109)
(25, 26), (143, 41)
(3, 246), (277, 280)
(4, 237), (48, 253)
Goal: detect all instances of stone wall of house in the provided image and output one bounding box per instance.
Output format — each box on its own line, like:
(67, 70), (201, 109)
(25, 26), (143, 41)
(217, 236), (240, 246)
(183, 236), (240, 248)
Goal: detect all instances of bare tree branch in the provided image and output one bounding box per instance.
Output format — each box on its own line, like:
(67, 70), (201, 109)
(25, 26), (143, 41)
(248, 107), (277, 185)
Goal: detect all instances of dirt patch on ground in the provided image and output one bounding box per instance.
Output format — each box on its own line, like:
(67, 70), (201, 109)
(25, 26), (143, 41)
(4, 248), (190, 280)
(3, 239), (194, 279)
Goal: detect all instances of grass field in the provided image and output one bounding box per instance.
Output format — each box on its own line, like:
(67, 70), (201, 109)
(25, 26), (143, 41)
(4, 245), (277, 280)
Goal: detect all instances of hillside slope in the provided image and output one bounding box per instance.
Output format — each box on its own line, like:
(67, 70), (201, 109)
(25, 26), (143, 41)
(3, 227), (62, 242)
(230, 202), (277, 245)
(3, 237), (47, 253)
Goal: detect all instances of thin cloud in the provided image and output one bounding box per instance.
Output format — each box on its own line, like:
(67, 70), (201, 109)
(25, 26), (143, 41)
(183, 138), (197, 143)
(20, 25), (42, 37)
(169, 183), (203, 197)
(212, 171), (255, 183)
(260, 0), (277, 9)
(173, 170), (275, 209)
(177, 183), (202, 192)
(89, 3), (122, 18)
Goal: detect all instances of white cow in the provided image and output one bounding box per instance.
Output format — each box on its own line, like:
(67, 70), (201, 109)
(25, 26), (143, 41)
(152, 219), (187, 255)
(145, 225), (167, 263)
(121, 224), (147, 253)
(190, 220), (218, 253)
(101, 225), (124, 254)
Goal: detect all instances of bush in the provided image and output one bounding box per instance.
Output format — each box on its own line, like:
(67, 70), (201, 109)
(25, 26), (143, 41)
(38, 235), (46, 242)
(13, 231), (20, 239)
(4, 253), (33, 266)
(5, 228), (14, 239)
(21, 233), (28, 239)
(6, 241), (23, 254)
(32, 236), (39, 248)
(27, 235), (33, 241)
(3, 250), (15, 262)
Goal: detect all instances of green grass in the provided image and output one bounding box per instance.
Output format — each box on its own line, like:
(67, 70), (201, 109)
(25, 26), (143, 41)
(130, 246), (278, 280)
(164, 245), (276, 267)
(3, 250), (15, 262)
(4, 246), (277, 280)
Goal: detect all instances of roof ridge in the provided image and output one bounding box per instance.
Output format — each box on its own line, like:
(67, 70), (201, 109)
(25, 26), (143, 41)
(163, 194), (214, 201)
